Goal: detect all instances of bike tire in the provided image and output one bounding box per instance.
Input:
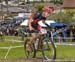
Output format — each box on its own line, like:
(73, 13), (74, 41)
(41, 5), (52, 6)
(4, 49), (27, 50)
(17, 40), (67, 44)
(41, 37), (56, 60)
(24, 39), (36, 58)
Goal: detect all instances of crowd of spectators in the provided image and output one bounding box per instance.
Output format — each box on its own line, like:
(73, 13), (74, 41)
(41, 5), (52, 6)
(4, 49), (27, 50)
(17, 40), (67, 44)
(0, 16), (27, 36)
(51, 26), (75, 42)
(0, 17), (75, 42)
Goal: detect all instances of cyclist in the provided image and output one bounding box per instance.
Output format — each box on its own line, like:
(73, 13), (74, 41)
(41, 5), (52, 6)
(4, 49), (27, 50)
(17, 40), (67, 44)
(27, 6), (54, 51)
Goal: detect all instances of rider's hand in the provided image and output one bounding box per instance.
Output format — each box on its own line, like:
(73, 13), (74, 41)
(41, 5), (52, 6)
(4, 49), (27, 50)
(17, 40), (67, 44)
(29, 27), (34, 30)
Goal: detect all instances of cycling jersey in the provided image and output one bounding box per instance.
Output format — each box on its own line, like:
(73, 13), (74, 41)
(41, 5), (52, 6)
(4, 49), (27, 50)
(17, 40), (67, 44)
(32, 12), (46, 23)
(29, 12), (46, 31)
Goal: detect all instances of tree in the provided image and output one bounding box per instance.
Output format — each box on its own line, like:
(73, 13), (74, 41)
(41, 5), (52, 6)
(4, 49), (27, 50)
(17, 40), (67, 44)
(50, 0), (63, 5)
(35, 5), (44, 12)
(5, 0), (9, 16)
(26, 0), (30, 4)
(0, 0), (1, 2)
(5, 0), (8, 4)
(50, 10), (75, 24)
(41, 0), (44, 2)
(50, 0), (63, 22)
(0, 0), (3, 20)
(23, 0), (26, 4)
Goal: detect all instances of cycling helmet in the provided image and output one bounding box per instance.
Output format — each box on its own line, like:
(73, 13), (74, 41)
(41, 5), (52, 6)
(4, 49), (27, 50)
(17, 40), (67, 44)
(43, 7), (54, 13)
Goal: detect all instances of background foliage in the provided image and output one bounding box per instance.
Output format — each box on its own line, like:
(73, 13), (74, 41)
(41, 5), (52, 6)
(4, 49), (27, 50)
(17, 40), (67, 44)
(50, 9), (75, 24)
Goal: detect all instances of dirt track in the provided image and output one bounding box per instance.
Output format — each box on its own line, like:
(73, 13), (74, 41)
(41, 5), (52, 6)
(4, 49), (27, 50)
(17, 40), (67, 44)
(0, 58), (75, 62)
(0, 58), (43, 62)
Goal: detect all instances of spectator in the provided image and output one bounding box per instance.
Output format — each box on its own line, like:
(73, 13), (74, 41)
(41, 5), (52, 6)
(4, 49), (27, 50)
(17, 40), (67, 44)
(52, 29), (59, 42)
(66, 27), (71, 37)
(72, 26), (75, 42)
(62, 28), (67, 42)
(58, 30), (64, 43)
(0, 31), (4, 42)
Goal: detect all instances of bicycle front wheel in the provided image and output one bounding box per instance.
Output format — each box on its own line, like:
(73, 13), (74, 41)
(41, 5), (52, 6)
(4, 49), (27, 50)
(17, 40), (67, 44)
(24, 39), (36, 58)
(41, 38), (56, 60)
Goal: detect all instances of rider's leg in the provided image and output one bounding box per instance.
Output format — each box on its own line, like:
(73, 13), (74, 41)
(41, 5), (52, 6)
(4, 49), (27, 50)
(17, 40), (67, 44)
(37, 33), (44, 49)
(28, 33), (36, 44)
(27, 33), (36, 51)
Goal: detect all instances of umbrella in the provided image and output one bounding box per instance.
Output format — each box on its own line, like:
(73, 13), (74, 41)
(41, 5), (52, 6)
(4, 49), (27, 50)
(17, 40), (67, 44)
(50, 22), (67, 27)
(20, 19), (28, 26)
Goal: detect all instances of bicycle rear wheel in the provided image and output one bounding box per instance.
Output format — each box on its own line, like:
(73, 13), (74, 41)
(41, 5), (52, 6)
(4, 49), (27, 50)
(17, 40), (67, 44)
(41, 37), (56, 60)
(24, 39), (36, 58)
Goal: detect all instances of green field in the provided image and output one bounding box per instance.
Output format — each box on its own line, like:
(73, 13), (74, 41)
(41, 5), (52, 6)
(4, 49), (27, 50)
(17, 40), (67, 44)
(0, 36), (75, 60)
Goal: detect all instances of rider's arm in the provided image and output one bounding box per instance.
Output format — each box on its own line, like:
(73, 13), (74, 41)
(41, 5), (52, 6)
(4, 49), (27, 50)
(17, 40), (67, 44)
(28, 17), (34, 30)
(42, 20), (51, 29)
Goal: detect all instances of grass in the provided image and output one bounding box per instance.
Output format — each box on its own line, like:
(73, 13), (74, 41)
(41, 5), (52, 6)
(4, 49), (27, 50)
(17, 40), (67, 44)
(0, 35), (75, 60)
(3, 35), (22, 41)
(0, 49), (7, 59)
(57, 45), (75, 59)
(0, 43), (75, 59)
(7, 47), (25, 59)
(0, 41), (21, 47)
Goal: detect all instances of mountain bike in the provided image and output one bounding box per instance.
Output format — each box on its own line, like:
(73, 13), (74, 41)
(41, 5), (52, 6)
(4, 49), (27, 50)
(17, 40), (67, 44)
(24, 30), (56, 60)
